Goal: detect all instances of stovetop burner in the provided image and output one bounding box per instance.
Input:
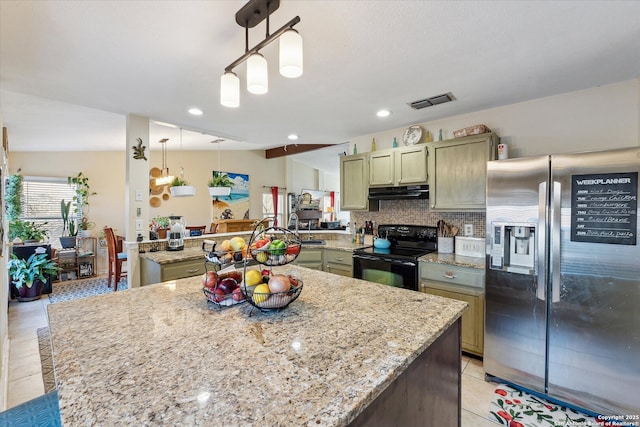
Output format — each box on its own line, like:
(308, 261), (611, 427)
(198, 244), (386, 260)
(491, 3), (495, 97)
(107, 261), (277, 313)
(354, 224), (438, 260)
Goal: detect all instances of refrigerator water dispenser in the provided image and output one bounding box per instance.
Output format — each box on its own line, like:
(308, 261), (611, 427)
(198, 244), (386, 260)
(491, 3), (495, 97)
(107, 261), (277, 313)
(490, 223), (536, 275)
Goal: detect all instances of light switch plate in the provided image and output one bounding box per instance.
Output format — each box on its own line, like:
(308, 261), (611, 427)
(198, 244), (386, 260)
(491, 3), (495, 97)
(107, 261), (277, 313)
(135, 191), (143, 201)
(135, 219), (143, 231)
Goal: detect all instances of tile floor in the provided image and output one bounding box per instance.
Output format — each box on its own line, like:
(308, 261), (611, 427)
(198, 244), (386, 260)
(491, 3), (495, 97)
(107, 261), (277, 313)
(7, 297), (502, 426)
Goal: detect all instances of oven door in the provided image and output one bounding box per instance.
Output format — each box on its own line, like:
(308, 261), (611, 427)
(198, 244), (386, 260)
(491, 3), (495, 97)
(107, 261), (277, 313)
(352, 253), (418, 291)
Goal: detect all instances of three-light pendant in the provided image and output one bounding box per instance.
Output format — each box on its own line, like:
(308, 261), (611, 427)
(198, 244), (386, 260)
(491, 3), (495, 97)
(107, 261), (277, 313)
(220, 0), (302, 108)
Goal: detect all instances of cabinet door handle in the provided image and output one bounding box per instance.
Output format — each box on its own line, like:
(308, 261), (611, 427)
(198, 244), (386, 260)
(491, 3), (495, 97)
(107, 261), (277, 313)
(185, 268), (199, 273)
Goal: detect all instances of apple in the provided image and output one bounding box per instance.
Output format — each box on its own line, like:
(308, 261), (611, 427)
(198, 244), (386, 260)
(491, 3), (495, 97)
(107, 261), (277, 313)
(218, 277), (238, 294)
(213, 288), (226, 302)
(287, 275), (299, 288)
(232, 287), (245, 302)
(204, 271), (217, 288)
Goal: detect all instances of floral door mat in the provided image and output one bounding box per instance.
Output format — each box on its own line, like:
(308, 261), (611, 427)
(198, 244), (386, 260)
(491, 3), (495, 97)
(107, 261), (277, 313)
(490, 383), (609, 427)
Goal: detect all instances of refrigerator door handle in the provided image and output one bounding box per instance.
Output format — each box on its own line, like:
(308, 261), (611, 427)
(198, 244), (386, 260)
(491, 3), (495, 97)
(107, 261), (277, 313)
(550, 181), (562, 303)
(537, 182), (547, 301)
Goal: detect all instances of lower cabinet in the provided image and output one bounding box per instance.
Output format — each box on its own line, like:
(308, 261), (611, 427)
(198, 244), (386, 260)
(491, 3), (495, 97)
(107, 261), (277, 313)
(419, 262), (485, 356)
(324, 249), (353, 277)
(140, 258), (207, 286)
(292, 248), (324, 270)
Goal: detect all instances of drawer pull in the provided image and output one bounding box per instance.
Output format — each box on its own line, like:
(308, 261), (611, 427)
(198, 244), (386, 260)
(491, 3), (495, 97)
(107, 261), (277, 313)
(443, 272), (456, 279)
(186, 268), (200, 273)
(335, 257), (344, 262)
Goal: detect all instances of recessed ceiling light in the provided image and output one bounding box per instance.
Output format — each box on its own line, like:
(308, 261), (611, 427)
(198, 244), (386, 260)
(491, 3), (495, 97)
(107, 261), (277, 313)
(376, 109), (391, 118)
(188, 108), (203, 116)
(288, 134), (299, 141)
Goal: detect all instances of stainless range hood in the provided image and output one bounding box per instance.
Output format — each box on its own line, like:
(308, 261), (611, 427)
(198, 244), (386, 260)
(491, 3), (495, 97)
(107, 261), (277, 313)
(368, 185), (429, 200)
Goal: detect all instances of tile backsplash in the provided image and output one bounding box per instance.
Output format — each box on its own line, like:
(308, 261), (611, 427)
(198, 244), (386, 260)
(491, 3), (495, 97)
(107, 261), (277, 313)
(350, 199), (486, 237)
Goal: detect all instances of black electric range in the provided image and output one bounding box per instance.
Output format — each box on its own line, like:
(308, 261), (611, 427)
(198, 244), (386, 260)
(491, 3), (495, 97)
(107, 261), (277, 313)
(353, 224), (438, 291)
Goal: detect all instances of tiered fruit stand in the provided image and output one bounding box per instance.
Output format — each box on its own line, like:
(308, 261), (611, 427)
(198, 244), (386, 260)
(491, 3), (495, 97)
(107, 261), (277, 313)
(202, 218), (303, 311)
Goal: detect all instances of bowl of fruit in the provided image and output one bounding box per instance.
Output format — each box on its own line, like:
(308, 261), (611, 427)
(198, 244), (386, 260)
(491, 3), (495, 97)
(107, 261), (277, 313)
(202, 269), (246, 307)
(241, 268), (303, 310)
(203, 236), (249, 265)
(248, 232), (301, 266)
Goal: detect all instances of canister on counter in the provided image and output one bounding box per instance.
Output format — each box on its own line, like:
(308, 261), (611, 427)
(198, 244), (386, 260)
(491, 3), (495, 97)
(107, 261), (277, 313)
(498, 143), (508, 160)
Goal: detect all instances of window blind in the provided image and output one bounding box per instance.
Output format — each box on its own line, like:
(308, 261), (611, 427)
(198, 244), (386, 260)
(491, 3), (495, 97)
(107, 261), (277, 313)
(21, 176), (78, 249)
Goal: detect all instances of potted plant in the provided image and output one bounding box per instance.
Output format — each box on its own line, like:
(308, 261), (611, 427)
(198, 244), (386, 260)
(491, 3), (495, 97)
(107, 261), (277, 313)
(169, 176), (196, 197)
(151, 216), (170, 239)
(78, 217), (95, 237)
(60, 199), (77, 248)
(208, 172), (233, 197)
(68, 172), (97, 235)
(9, 220), (48, 244)
(8, 252), (60, 302)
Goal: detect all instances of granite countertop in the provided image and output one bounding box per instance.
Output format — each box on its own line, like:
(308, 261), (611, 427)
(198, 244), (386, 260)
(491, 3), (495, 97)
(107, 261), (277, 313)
(139, 246), (205, 264)
(420, 252), (485, 269)
(47, 267), (467, 426)
(139, 239), (366, 265)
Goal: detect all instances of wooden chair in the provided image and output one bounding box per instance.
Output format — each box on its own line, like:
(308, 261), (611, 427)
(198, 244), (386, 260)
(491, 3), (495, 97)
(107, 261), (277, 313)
(103, 227), (127, 291)
(209, 223), (218, 234)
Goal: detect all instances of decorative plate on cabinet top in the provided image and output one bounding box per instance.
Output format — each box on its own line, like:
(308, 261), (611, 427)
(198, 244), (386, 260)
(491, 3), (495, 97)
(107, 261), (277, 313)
(402, 125), (423, 145)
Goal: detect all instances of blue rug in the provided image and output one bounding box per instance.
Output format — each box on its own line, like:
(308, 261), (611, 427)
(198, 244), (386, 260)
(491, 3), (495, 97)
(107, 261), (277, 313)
(0, 391), (61, 427)
(48, 276), (128, 304)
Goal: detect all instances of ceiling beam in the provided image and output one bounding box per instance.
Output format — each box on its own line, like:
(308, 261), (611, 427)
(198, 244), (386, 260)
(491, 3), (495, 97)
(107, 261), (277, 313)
(265, 144), (335, 159)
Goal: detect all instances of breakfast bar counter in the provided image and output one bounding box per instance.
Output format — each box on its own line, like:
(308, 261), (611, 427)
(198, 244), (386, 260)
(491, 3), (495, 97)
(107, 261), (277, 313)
(47, 267), (467, 426)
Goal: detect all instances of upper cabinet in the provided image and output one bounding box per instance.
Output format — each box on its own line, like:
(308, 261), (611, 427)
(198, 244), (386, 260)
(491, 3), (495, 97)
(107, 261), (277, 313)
(340, 153), (370, 211)
(369, 145), (428, 187)
(427, 132), (498, 210)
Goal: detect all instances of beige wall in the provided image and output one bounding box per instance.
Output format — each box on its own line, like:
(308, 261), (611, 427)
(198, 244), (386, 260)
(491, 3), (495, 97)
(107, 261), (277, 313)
(350, 79), (640, 155)
(8, 150), (287, 237)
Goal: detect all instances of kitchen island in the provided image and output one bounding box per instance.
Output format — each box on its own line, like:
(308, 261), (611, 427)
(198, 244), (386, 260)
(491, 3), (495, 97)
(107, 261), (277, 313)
(47, 267), (467, 426)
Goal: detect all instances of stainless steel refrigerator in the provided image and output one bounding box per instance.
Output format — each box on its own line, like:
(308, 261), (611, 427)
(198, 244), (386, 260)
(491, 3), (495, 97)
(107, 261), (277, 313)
(485, 147), (640, 416)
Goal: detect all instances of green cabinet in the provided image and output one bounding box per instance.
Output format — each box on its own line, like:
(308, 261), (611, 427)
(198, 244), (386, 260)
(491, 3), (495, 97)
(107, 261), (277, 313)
(340, 153), (370, 211)
(369, 145), (428, 187)
(369, 149), (395, 187)
(324, 248), (352, 277)
(140, 258), (207, 286)
(427, 132), (498, 210)
(419, 262), (485, 356)
(292, 248), (323, 270)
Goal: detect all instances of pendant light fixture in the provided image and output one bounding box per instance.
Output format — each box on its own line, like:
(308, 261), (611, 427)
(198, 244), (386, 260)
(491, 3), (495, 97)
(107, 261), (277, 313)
(220, 0), (302, 107)
(155, 138), (174, 186)
(279, 28), (303, 78)
(170, 128), (196, 197)
(220, 72), (240, 108)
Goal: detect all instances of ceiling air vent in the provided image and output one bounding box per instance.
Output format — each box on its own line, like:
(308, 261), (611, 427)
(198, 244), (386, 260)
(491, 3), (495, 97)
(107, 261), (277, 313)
(408, 92), (455, 110)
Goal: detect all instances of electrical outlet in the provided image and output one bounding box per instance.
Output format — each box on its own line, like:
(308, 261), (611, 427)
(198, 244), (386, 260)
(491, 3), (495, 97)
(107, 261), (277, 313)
(464, 224), (473, 236)
(135, 219), (143, 231)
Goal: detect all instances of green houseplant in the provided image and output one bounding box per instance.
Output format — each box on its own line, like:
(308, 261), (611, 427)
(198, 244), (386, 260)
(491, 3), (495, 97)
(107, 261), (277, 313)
(68, 172), (97, 236)
(169, 176), (196, 197)
(9, 220), (48, 243)
(5, 173), (23, 221)
(8, 252), (60, 301)
(60, 199), (77, 248)
(208, 172), (233, 197)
